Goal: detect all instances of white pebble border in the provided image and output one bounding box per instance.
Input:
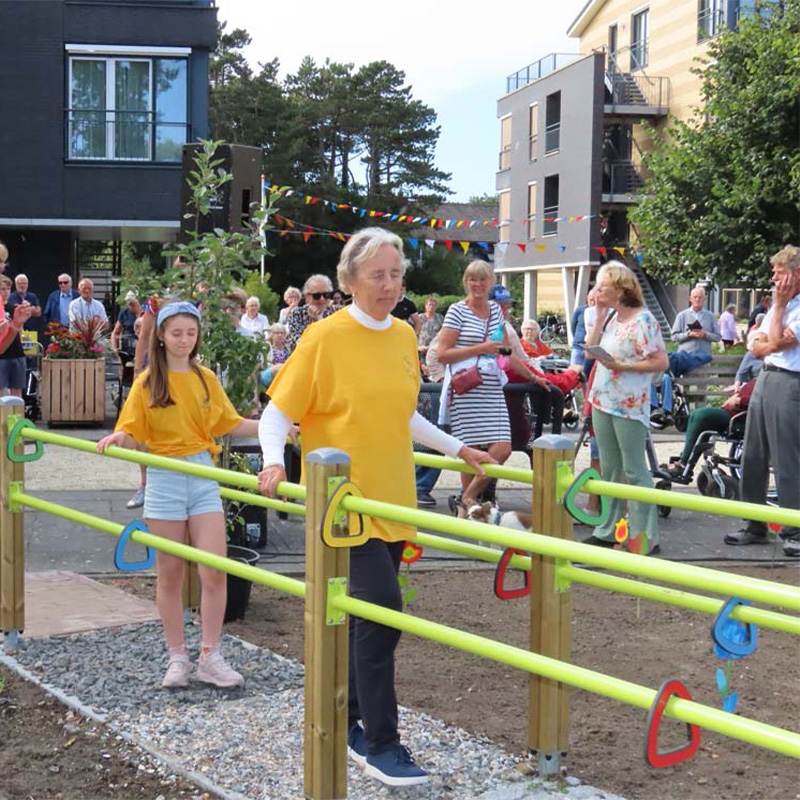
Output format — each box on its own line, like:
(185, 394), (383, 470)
(3, 622), (625, 800)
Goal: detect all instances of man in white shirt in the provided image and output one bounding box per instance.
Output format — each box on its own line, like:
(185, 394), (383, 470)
(68, 278), (109, 332)
(724, 245), (800, 556)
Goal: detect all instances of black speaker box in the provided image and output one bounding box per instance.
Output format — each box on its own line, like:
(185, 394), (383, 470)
(180, 144), (262, 240)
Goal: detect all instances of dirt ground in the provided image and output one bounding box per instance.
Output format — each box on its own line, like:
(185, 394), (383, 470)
(4, 563), (799, 800)
(0, 666), (205, 800)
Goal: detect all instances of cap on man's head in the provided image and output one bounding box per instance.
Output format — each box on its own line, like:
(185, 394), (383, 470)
(489, 284), (512, 304)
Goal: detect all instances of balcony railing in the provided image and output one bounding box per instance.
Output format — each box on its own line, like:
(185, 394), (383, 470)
(498, 145), (511, 171)
(506, 53), (580, 94)
(543, 204), (559, 236)
(630, 41), (649, 71)
(544, 122), (560, 154)
(604, 73), (668, 111)
(698, 7), (726, 41)
(66, 109), (189, 163)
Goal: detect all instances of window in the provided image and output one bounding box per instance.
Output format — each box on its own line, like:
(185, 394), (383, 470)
(68, 55), (188, 162)
(499, 115), (512, 170)
(527, 182), (537, 240)
(498, 190), (511, 243)
(545, 92), (561, 154)
(698, 0), (726, 40)
(543, 175), (559, 237)
(528, 104), (538, 161)
(631, 9), (649, 70)
(608, 24), (618, 71)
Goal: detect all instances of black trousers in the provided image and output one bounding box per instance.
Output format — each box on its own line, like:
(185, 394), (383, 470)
(348, 538), (405, 753)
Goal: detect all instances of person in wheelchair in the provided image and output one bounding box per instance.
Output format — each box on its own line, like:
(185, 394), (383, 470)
(662, 379), (755, 483)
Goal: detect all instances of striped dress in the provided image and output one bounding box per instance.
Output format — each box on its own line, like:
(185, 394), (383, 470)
(443, 301), (511, 446)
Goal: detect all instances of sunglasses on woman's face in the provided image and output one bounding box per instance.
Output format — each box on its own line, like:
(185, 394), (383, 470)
(307, 291), (332, 301)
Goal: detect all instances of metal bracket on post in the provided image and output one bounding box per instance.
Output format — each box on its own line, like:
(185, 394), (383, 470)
(7, 482), (23, 513)
(326, 577), (347, 626)
(554, 558), (572, 594)
(555, 461), (574, 504)
(535, 750), (561, 777)
(2, 629), (21, 653)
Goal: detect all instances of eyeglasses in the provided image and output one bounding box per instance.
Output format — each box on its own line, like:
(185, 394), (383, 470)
(58, 280), (70, 285)
(307, 291), (332, 300)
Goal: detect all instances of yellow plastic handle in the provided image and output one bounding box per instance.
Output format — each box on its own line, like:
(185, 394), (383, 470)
(320, 478), (371, 548)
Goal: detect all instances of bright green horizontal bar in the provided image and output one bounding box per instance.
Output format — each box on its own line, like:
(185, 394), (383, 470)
(219, 486), (306, 517)
(344, 496), (800, 611)
(21, 426), (307, 502)
(416, 532), (800, 636)
(559, 564), (800, 636)
(331, 594), (800, 759)
(413, 452), (533, 484)
(585, 478), (800, 528)
(13, 491), (306, 599)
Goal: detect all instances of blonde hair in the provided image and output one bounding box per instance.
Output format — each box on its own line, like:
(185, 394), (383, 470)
(336, 228), (407, 293)
(462, 260), (494, 290)
(0, 241), (7, 261)
(267, 322), (287, 343)
(0, 275), (11, 289)
(283, 286), (301, 302)
(771, 244), (800, 271)
(596, 260), (644, 308)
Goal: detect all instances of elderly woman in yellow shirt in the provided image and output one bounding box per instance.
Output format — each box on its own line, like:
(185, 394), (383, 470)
(257, 227), (493, 787)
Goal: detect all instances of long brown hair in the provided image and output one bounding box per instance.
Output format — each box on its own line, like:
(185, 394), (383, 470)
(144, 309), (209, 407)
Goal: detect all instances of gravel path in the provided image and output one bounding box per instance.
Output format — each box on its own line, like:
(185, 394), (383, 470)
(9, 622), (624, 800)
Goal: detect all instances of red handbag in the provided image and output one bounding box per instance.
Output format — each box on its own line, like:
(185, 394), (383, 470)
(450, 365), (483, 395)
(450, 317), (491, 395)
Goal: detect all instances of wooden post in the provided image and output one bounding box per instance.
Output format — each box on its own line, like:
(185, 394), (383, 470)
(529, 433), (574, 775)
(304, 448), (351, 800)
(0, 397), (26, 647)
(182, 539), (200, 612)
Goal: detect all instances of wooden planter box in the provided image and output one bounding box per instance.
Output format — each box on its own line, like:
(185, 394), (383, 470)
(42, 358), (106, 424)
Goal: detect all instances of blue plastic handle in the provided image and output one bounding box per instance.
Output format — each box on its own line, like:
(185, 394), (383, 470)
(114, 520), (155, 572)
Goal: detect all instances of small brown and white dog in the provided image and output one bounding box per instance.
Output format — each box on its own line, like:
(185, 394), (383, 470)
(466, 501), (533, 536)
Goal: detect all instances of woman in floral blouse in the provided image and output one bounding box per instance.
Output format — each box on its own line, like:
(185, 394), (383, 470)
(584, 261), (668, 555)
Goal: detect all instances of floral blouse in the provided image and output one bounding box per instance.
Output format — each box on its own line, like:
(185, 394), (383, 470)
(590, 310), (665, 426)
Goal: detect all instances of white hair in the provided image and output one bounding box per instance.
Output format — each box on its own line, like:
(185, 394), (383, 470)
(336, 227), (408, 293)
(14, 273), (28, 282)
(246, 296), (260, 307)
(302, 274), (334, 293)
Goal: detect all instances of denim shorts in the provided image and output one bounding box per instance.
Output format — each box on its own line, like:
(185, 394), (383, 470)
(144, 451), (223, 521)
(0, 356), (25, 390)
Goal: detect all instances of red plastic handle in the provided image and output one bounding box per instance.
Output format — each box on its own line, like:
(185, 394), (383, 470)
(493, 548), (531, 600)
(644, 678), (701, 768)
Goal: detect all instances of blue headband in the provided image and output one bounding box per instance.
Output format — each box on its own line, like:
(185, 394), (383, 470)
(156, 301), (201, 328)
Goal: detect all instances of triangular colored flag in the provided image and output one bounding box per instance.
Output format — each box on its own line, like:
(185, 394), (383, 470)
(444, 240), (453, 251)
(304, 196), (312, 204)
(459, 241), (469, 253)
(478, 242), (489, 250)
(536, 244), (546, 252)
(496, 242), (508, 253)
(614, 247), (625, 256)
(360, 209), (366, 218)
(517, 243), (526, 253)
(302, 233), (312, 242)
(425, 239), (435, 248)
(558, 244), (567, 253)
(408, 238), (419, 249)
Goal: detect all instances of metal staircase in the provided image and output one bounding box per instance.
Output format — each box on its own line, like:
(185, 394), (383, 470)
(629, 260), (672, 339)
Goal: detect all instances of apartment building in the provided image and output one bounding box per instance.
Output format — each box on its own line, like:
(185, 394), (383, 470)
(496, 0), (757, 333)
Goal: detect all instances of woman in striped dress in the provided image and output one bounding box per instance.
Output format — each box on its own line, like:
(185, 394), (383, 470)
(437, 261), (513, 515)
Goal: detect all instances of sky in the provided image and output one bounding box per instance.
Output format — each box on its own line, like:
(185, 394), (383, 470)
(214, 0), (583, 201)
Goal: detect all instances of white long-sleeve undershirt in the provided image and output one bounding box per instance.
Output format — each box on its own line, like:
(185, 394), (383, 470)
(258, 302), (464, 468)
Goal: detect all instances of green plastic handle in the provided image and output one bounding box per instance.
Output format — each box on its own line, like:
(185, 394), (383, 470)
(6, 416), (44, 463)
(563, 467), (610, 527)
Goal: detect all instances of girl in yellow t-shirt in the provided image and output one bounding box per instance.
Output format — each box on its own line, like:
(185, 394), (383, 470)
(97, 302), (258, 689)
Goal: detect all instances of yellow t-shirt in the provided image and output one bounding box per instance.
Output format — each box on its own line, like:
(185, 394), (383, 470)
(268, 310), (420, 542)
(116, 365), (243, 458)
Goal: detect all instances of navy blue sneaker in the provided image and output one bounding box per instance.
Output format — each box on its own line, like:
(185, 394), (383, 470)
(364, 744), (429, 787)
(347, 723), (367, 767)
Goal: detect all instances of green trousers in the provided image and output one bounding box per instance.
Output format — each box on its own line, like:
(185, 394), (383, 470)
(680, 407), (730, 464)
(591, 407), (658, 548)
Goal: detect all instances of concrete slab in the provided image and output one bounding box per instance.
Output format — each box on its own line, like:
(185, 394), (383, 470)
(1, 571), (158, 640)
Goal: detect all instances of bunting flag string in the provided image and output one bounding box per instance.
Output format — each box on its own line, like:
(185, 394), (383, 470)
(265, 179), (596, 230)
(268, 214), (645, 259)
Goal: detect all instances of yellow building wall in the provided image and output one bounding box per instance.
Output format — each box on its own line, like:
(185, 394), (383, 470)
(577, 0), (715, 124)
(536, 272), (565, 315)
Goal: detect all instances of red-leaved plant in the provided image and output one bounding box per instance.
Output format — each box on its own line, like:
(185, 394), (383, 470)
(44, 318), (107, 360)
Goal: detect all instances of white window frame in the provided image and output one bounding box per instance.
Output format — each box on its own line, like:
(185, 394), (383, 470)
(498, 189), (511, 244)
(527, 181), (537, 240)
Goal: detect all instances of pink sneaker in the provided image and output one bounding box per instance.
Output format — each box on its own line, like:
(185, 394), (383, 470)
(162, 654), (192, 688)
(196, 651), (244, 688)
